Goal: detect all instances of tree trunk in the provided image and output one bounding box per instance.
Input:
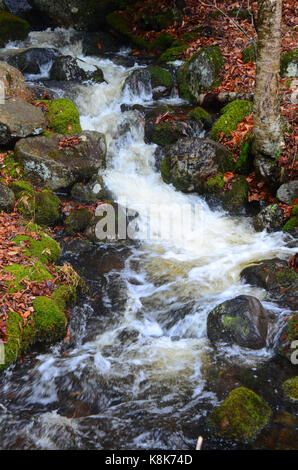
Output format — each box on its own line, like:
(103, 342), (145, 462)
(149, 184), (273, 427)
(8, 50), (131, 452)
(252, 0), (283, 159)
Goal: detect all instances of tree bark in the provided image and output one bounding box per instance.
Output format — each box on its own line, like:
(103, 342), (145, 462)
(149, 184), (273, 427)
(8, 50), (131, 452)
(252, 0), (283, 159)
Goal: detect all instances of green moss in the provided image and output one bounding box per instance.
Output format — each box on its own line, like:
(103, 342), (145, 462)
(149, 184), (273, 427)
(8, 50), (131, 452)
(106, 12), (130, 36)
(283, 377), (298, 402)
(4, 261), (53, 292)
(242, 44), (256, 63)
(18, 190), (60, 227)
(9, 180), (33, 198)
(211, 100), (253, 140)
(222, 176), (249, 213)
(14, 233), (61, 264)
(52, 284), (77, 311)
(47, 99), (82, 135)
(151, 122), (182, 146)
(280, 48), (298, 77)
(177, 45), (224, 102)
(283, 216), (298, 232)
(0, 11), (30, 47)
(0, 311), (33, 371)
(291, 204), (298, 216)
(153, 32), (174, 51)
(160, 156), (171, 184)
(205, 173), (225, 193)
(148, 66), (173, 89)
(1, 154), (23, 179)
(33, 296), (66, 342)
(208, 386), (272, 442)
(64, 208), (92, 234)
(189, 106), (212, 127)
(235, 139), (253, 174)
(158, 44), (187, 64)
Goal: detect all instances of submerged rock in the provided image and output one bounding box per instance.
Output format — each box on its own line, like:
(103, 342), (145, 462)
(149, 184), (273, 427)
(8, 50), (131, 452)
(207, 295), (269, 349)
(0, 99), (45, 146)
(177, 45), (224, 103)
(160, 137), (234, 192)
(0, 182), (15, 212)
(208, 387), (272, 442)
(14, 131), (106, 191)
(7, 47), (59, 75)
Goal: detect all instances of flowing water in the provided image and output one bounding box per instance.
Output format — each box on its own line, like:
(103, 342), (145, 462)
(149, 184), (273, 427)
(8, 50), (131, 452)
(0, 29), (296, 450)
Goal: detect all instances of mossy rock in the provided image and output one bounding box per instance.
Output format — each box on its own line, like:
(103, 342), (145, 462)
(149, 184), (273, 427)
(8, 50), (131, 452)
(280, 48), (298, 78)
(33, 296), (66, 343)
(147, 66), (173, 89)
(235, 139), (253, 174)
(291, 204), (298, 216)
(47, 99), (82, 135)
(4, 261), (53, 292)
(222, 176), (249, 214)
(208, 386), (272, 442)
(64, 208), (93, 234)
(9, 179), (33, 198)
(283, 377), (298, 402)
(204, 172), (225, 194)
(151, 122), (184, 146)
(242, 44), (256, 63)
(279, 314), (298, 362)
(18, 189), (60, 227)
(0, 11), (30, 47)
(177, 45), (224, 103)
(158, 44), (187, 64)
(283, 216), (298, 233)
(211, 100), (253, 140)
(189, 106), (212, 128)
(14, 233), (61, 264)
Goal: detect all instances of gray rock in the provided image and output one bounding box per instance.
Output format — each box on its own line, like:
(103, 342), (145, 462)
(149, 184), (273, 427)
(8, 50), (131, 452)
(7, 47), (59, 75)
(14, 131), (106, 191)
(0, 183), (15, 212)
(277, 181), (298, 205)
(0, 99), (45, 146)
(161, 137), (234, 192)
(71, 174), (105, 202)
(254, 203), (285, 232)
(207, 295), (269, 349)
(49, 55), (105, 83)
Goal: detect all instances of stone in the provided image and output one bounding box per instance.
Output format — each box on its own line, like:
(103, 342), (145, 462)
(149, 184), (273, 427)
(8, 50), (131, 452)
(277, 181), (298, 205)
(71, 174), (105, 202)
(0, 61), (32, 101)
(7, 47), (59, 75)
(0, 99), (45, 146)
(14, 131), (106, 191)
(0, 182), (15, 212)
(207, 295), (269, 349)
(254, 203), (285, 232)
(0, 10), (30, 47)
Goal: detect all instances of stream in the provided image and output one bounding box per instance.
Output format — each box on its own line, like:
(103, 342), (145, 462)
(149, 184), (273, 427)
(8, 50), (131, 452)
(0, 28), (297, 450)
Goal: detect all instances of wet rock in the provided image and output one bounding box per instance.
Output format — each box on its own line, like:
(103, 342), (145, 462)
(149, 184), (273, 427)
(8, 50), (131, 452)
(0, 61), (32, 101)
(177, 45), (224, 103)
(145, 118), (203, 147)
(18, 189), (60, 226)
(123, 66), (174, 99)
(241, 259), (298, 308)
(49, 55), (88, 82)
(14, 131), (106, 191)
(278, 314), (298, 362)
(254, 203), (285, 232)
(254, 155), (280, 188)
(81, 31), (120, 55)
(277, 181), (298, 205)
(7, 47), (59, 75)
(207, 295), (269, 349)
(160, 137), (234, 192)
(0, 98), (45, 146)
(71, 174), (105, 202)
(28, 84), (60, 100)
(282, 377), (298, 402)
(0, 10), (29, 47)
(221, 176), (249, 215)
(64, 208), (93, 235)
(0, 182), (15, 212)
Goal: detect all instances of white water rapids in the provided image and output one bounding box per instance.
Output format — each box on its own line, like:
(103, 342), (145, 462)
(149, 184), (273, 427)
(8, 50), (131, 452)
(0, 29), (296, 450)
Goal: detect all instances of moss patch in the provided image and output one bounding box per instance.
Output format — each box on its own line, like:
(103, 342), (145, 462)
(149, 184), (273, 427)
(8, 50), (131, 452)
(189, 106), (212, 127)
(158, 44), (187, 63)
(242, 44), (256, 63)
(283, 377), (298, 402)
(64, 208), (92, 234)
(205, 173), (225, 193)
(235, 139), (253, 174)
(14, 233), (61, 264)
(283, 216), (298, 233)
(148, 66), (173, 89)
(4, 261), (53, 292)
(47, 99), (82, 135)
(208, 386), (272, 442)
(222, 176), (249, 213)
(151, 122), (183, 146)
(160, 156), (171, 184)
(33, 296), (66, 343)
(0, 11), (30, 47)
(18, 190), (60, 227)
(9, 180), (33, 198)
(211, 100), (253, 140)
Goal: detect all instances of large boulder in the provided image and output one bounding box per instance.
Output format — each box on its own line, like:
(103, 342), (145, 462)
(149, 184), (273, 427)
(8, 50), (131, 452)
(0, 99), (45, 146)
(177, 46), (224, 103)
(160, 137), (234, 192)
(0, 10), (30, 47)
(0, 61), (32, 101)
(7, 47), (59, 75)
(277, 181), (298, 205)
(14, 131), (106, 191)
(49, 55), (105, 83)
(27, 0), (133, 31)
(0, 182), (15, 211)
(208, 387), (272, 442)
(207, 295), (269, 349)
